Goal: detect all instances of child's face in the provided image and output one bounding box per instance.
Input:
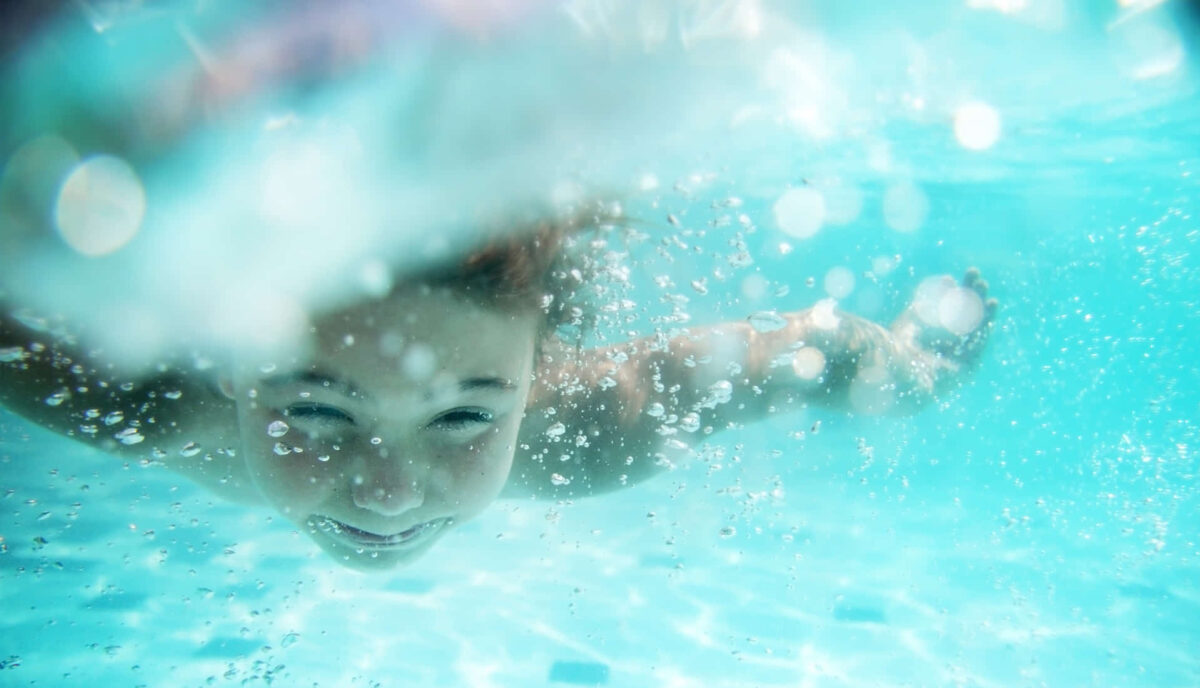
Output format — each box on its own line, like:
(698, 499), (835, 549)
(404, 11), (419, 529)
(227, 288), (540, 570)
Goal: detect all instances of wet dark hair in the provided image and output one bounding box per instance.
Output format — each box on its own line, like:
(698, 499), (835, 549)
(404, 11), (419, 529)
(412, 214), (600, 341)
(430, 223), (566, 309)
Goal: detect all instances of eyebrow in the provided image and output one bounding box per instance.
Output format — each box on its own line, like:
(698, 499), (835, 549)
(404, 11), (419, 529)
(458, 377), (516, 393)
(259, 371), (363, 397)
(259, 371), (514, 397)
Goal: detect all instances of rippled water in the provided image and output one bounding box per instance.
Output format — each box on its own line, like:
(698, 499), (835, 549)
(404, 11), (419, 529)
(2, 1), (1199, 686)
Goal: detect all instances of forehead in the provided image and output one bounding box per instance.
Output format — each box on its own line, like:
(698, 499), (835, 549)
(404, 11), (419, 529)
(292, 287), (538, 380)
(317, 286), (523, 338)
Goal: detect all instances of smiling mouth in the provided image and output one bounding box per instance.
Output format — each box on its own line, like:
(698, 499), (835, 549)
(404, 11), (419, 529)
(307, 515), (453, 550)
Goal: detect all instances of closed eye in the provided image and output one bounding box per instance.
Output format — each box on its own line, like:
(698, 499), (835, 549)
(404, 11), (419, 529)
(284, 403), (355, 425)
(429, 407), (494, 431)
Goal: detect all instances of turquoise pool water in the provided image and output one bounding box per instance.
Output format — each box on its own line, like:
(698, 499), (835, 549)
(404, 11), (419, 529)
(2, 1), (1199, 686)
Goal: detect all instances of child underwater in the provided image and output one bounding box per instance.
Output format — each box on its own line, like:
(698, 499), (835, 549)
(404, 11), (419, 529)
(0, 221), (995, 570)
(0, 2), (997, 571)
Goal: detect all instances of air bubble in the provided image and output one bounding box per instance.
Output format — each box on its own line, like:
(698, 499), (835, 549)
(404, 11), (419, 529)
(546, 422), (567, 438)
(0, 346), (26, 363)
(44, 390), (69, 406)
(679, 413), (701, 433)
(179, 442), (202, 457)
(700, 380), (734, 408)
(646, 402), (665, 418)
(550, 473), (571, 486)
(104, 411), (124, 426)
(266, 420), (290, 438)
(273, 442), (293, 456)
(114, 427), (144, 445)
(748, 311), (787, 333)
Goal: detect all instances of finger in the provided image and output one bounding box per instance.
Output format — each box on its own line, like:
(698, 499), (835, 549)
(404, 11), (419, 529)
(963, 267), (981, 287)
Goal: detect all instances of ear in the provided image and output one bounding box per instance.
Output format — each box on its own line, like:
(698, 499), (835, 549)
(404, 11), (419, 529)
(217, 374), (237, 400)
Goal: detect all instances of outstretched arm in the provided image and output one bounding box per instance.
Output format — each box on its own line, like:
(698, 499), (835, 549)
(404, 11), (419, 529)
(0, 299), (252, 499)
(506, 270), (996, 499)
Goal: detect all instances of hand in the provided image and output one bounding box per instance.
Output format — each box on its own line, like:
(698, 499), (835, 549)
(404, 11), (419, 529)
(891, 268), (997, 370)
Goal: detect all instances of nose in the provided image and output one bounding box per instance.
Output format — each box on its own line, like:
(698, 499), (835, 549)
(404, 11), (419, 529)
(349, 458), (425, 517)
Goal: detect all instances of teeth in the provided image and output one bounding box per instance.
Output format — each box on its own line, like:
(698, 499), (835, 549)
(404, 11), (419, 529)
(309, 516), (450, 549)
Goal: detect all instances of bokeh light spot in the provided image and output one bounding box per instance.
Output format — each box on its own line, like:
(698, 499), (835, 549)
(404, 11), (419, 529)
(811, 177), (863, 225)
(773, 187), (826, 239)
(871, 255), (899, 276)
(823, 266), (856, 300)
(792, 346), (826, 381)
(938, 287), (985, 336)
(849, 364), (895, 414)
(1, 135), (80, 217)
(740, 273), (769, 301)
(953, 101), (1002, 151)
(54, 155), (146, 256)
(882, 181), (929, 233)
(811, 298), (840, 330)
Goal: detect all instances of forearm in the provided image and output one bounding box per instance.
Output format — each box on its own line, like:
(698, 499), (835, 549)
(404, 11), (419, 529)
(649, 301), (952, 427)
(743, 303), (948, 416)
(519, 272), (993, 498)
(0, 300), (229, 453)
(1, 305), (151, 446)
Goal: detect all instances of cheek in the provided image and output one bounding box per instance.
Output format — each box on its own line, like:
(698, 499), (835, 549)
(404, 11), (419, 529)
(245, 443), (341, 513)
(443, 428), (518, 508)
